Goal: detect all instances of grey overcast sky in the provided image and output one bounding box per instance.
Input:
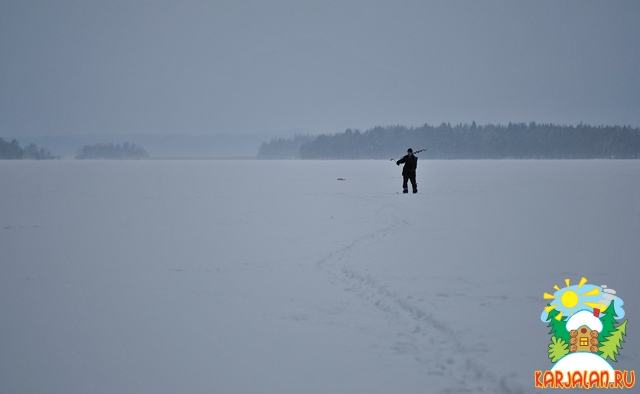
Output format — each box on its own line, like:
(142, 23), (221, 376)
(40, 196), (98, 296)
(1, 1), (639, 138)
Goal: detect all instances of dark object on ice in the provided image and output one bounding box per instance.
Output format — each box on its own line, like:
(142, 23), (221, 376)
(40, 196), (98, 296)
(337, 178), (346, 181)
(396, 148), (418, 194)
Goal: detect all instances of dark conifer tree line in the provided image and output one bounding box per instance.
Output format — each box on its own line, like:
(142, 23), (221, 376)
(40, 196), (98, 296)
(257, 134), (313, 159)
(258, 122), (640, 159)
(0, 137), (59, 159)
(76, 142), (148, 159)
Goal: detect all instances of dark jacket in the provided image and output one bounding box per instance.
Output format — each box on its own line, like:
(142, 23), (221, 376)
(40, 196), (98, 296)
(396, 154), (418, 176)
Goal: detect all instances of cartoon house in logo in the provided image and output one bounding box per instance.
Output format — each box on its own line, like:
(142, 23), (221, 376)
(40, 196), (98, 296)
(566, 310), (601, 353)
(540, 277), (628, 385)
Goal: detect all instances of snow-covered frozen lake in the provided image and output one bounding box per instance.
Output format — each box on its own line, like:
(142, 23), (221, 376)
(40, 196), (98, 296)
(1, 159), (639, 393)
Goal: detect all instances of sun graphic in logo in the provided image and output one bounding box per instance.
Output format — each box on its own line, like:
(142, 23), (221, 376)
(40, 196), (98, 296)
(543, 277), (608, 321)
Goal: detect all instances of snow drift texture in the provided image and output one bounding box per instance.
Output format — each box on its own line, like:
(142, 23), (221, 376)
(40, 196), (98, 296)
(1, 160), (639, 393)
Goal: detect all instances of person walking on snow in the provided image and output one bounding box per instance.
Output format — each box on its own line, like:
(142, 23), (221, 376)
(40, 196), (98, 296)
(396, 148), (418, 194)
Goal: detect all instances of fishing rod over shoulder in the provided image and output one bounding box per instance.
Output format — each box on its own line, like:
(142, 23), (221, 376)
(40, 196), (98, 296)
(390, 148), (426, 161)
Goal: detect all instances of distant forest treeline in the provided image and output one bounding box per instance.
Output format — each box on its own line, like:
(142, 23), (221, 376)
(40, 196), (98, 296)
(76, 142), (148, 159)
(257, 134), (314, 159)
(257, 123), (640, 159)
(0, 137), (59, 160)
(0, 138), (150, 160)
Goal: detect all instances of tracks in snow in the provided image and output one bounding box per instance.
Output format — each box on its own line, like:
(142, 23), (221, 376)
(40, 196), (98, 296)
(315, 221), (528, 394)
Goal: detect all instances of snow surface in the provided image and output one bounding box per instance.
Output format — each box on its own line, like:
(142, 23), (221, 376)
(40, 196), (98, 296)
(551, 353), (615, 383)
(1, 159), (639, 394)
(566, 310), (603, 332)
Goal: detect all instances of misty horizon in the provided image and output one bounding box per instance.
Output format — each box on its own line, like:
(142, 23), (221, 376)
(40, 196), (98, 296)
(2, 1), (639, 143)
(4, 119), (640, 159)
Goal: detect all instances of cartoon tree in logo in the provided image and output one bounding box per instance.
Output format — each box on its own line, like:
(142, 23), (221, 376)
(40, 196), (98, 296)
(599, 299), (619, 343)
(599, 320), (627, 362)
(546, 306), (571, 362)
(545, 305), (570, 343)
(595, 298), (629, 362)
(548, 336), (569, 363)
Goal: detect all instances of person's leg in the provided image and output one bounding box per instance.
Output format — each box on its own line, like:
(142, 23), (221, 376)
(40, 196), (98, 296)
(410, 174), (417, 193)
(402, 175), (409, 193)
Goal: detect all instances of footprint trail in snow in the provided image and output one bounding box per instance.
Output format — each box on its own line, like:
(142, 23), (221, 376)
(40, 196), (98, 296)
(316, 222), (527, 394)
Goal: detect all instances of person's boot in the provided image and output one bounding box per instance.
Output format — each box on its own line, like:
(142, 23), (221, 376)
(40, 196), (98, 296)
(403, 188), (408, 194)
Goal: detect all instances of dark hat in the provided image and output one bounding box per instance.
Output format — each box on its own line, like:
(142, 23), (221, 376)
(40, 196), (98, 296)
(407, 148), (413, 153)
